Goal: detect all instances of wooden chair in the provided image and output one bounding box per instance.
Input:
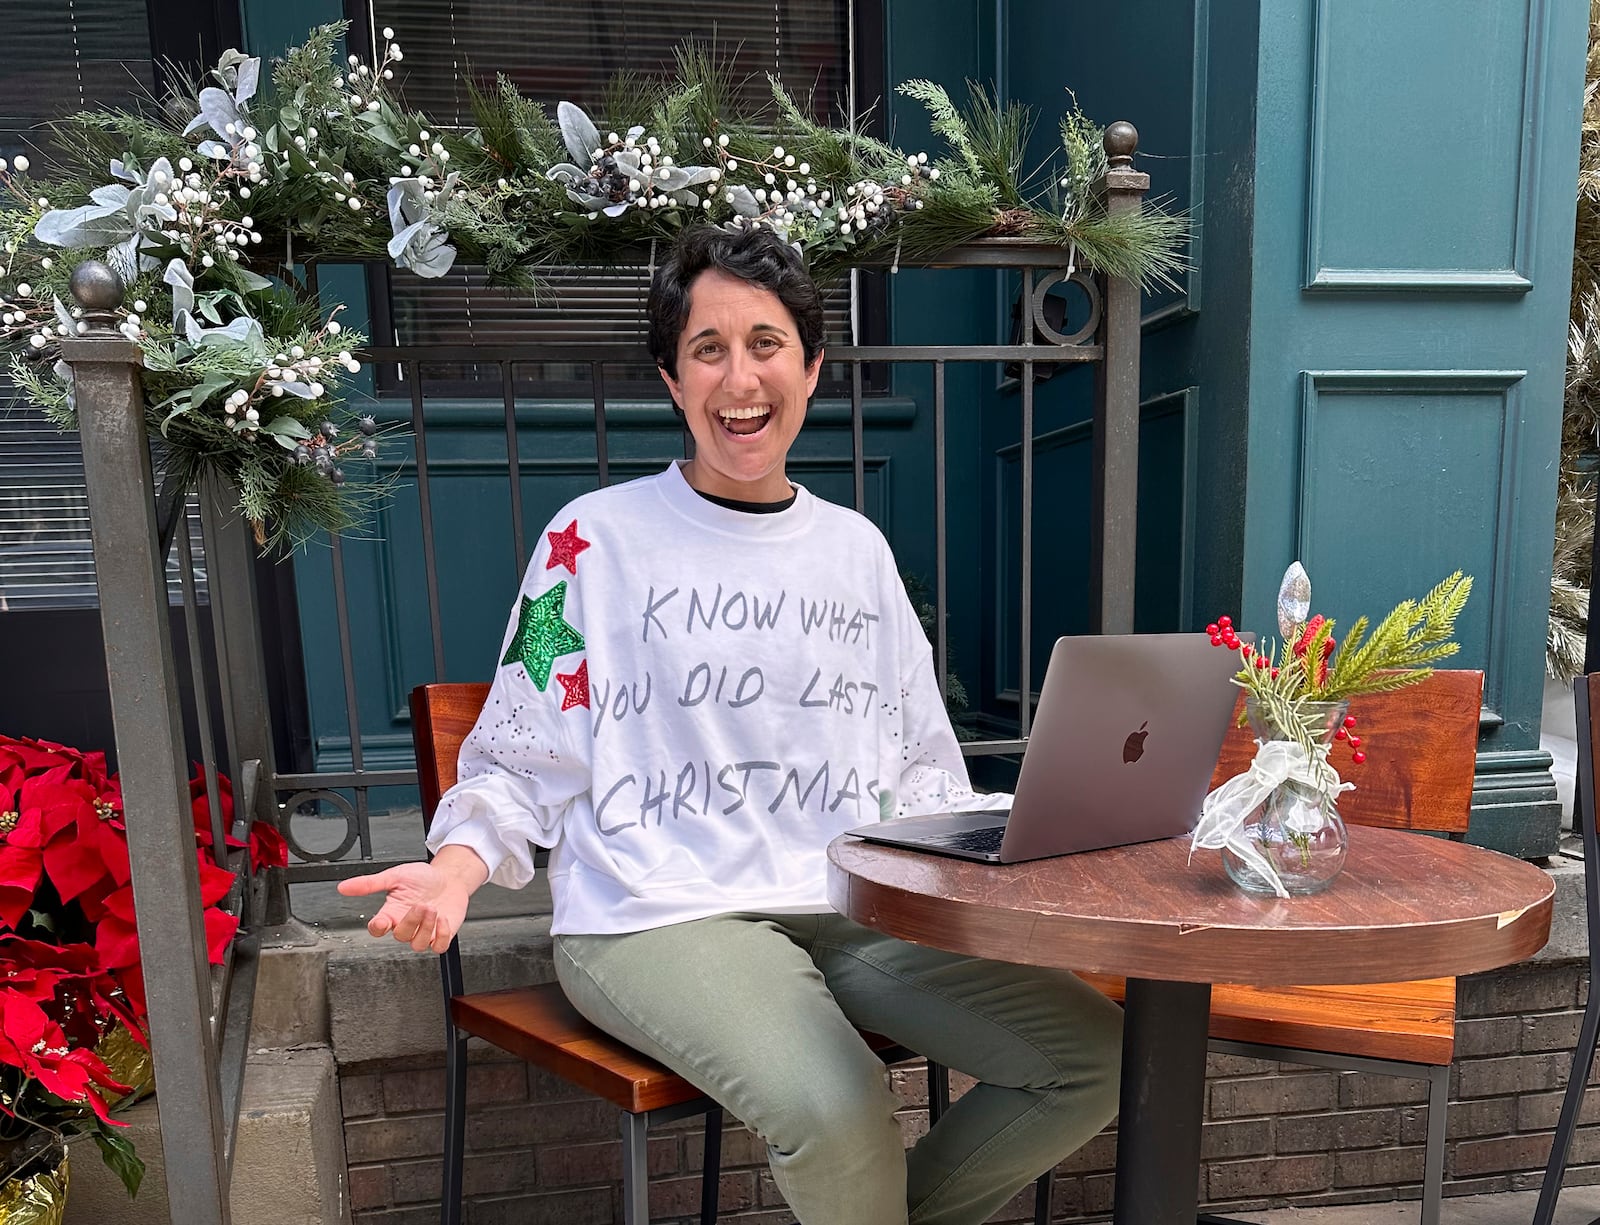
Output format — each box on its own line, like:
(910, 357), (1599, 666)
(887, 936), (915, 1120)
(1532, 673), (1600, 1225)
(1072, 670), (1484, 1225)
(411, 682), (926, 1225)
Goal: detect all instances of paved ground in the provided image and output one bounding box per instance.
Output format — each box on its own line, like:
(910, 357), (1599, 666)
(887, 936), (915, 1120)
(1233, 1185), (1600, 1223)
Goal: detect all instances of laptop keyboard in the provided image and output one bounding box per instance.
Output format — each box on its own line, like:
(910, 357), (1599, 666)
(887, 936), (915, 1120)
(917, 826), (1006, 855)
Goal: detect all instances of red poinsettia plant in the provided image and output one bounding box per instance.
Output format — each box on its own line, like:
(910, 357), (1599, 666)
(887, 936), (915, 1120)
(0, 734), (287, 1195)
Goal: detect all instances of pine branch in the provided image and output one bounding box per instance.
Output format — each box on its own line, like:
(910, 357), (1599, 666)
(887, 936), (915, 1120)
(959, 81), (1035, 207)
(897, 80), (982, 178)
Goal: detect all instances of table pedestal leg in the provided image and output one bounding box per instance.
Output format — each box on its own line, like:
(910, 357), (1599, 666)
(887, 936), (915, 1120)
(1113, 978), (1212, 1225)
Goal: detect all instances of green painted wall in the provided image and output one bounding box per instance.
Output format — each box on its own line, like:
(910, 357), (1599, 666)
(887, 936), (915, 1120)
(261, 1), (1589, 855)
(1018, 0), (1587, 854)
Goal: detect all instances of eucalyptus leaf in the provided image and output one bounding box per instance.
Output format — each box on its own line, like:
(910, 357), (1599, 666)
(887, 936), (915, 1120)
(186, 86), (241, 140)
(188, 374), (234, 408)
(557, 101), (602, 166)
(234, 268), (273, 292)
(263, 416), (313, 446)
(234, 57), (261, 105)
(163, 258), (195, 324)
(726, 185), (761, 218)
(34, 197), (126, 249)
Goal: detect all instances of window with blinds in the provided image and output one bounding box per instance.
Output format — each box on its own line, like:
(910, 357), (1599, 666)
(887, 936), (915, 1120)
(359, 0), (868, 394)
(0, 3), (199, 611)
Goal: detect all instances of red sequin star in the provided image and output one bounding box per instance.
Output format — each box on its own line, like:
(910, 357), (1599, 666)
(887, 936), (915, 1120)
(556, 659), (591, 711)
(545, 520), (591, 575)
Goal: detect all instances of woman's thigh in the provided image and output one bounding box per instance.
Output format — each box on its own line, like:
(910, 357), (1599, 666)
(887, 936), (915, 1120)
(554, 914), (901, 1148)
(811, 915), (1124, 1091)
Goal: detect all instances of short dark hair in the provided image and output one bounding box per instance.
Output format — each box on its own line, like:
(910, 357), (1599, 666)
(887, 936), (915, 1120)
(647, 225), (826, 383)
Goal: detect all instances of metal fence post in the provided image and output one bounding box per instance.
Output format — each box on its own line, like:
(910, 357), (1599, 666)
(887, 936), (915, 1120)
(1091, 122), (1150, 636)
(199, 475), (290, 926)
(60, 260), (231, 1225)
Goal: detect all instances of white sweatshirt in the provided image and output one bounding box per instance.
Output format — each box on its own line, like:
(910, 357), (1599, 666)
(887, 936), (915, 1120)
(427, 460), (1003, 935)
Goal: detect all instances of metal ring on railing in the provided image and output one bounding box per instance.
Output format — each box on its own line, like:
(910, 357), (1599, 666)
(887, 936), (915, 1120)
(1030, 269), (1102, 347)
(278, 788), (361, 864)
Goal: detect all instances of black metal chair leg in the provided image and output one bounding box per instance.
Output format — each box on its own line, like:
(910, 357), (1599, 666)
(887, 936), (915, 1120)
(439, 1023), (468, 1225)
(700, 1106), (723, 1224)
(438, 936), (468, 1225)
(622, 1111), (650, 1225)
(928, 1061), (951, 1124)
(1033, 1168), (1053, 1224)
(1420, 1065), (1447, 1225)
(1534, 995), (1600, 1225)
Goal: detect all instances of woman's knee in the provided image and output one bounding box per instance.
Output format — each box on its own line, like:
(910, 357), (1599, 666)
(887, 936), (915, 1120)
(761, 1062), (904, 1167)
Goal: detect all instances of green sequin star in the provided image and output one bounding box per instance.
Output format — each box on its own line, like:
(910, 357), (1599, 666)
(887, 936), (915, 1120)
(501, 581), (585, 691)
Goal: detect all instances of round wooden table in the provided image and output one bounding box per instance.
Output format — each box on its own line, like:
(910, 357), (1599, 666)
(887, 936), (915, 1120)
(827, 826), (1554, 1225)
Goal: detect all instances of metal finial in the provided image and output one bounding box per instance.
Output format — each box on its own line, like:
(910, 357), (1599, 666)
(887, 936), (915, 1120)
(70, 260), (124, 313)
(1103, 121), (1139, 169)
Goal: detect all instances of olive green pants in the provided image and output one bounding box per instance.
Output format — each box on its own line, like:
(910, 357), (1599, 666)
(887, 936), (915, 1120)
(554, 911), (1122, 1225)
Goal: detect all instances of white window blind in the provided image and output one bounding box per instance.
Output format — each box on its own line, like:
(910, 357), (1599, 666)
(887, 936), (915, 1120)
(366, 0), (858, 380)
(1, 3), (200, 611)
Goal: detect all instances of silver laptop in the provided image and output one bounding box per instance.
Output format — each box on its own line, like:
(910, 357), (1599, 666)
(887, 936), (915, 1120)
(849, 633), (1245, 863)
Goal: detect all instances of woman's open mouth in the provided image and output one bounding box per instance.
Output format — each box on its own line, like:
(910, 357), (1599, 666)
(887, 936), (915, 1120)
(717, 405), (773, 437)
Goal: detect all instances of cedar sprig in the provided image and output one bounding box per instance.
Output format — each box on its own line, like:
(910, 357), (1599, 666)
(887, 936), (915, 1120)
(1316, 571), (1472, 700)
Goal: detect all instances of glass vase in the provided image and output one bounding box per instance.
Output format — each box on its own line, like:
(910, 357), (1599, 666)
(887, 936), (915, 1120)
(1221, 697), (1351, 896)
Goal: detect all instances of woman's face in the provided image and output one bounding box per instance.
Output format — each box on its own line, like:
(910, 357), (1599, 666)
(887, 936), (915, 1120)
(659, 268), (823, 502)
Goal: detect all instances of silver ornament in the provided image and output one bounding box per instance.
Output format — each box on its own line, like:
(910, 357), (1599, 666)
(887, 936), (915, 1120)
(1277, 562), (1311, 640)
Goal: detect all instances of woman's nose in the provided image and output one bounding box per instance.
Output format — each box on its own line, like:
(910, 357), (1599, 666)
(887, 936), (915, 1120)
(722, 354), (760, 395)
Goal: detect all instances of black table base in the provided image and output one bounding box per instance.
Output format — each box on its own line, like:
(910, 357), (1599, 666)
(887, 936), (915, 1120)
(1113, 978), (1213, 1225)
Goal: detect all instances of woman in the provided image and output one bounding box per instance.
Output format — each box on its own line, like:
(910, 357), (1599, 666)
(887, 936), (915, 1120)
(341, 224), (1122, 1225)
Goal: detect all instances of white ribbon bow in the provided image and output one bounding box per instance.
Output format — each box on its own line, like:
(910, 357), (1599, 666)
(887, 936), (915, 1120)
(1189, 739), (1354, 898)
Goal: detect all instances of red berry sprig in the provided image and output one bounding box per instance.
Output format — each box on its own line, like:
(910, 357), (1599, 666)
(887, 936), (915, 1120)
(1333, 714), (1365, 765)
(1208, 614), (1368, 766)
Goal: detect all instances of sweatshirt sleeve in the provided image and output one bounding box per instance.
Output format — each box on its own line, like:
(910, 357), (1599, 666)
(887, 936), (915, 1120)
(425, 520), (593, 889)
(889, 584), (1011, 819)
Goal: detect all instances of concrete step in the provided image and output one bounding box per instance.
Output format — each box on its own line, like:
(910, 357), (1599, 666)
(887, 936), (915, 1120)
(1233, 1182), (1600, 1224)
(63, 1044), (351, 1225)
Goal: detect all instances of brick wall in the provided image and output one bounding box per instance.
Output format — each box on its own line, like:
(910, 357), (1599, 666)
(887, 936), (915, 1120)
(336, 957), (1598, 1224)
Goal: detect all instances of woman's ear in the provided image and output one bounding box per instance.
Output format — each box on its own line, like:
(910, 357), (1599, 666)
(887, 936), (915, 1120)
(658, 363), (683, 411)
(804, 347), (824, 398)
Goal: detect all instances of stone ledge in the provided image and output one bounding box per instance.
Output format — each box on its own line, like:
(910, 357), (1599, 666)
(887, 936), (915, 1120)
(299, 857), (1590, 1070)
(63, 1045), (350, 1225)
(323, 915), (556, 1067)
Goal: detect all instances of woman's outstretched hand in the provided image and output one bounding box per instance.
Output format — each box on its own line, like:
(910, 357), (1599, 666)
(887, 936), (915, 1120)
(337, 845), (489, 953)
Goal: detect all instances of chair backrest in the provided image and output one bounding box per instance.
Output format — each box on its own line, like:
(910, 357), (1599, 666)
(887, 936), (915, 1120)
(1207, 670), (1483, 835)
(410, 682), (492, 833)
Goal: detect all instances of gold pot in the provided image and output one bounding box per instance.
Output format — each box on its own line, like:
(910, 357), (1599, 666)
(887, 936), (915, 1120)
(0, 1146), (67, 1225)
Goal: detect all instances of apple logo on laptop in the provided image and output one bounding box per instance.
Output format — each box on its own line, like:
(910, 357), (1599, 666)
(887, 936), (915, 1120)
(1123, 721), (1149, 764)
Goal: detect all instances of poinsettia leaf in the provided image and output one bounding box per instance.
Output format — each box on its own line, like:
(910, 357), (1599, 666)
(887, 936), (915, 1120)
(93, 1125), (144, 1197)
(203, 908), (238, 963)
(26, 910), (54, 933)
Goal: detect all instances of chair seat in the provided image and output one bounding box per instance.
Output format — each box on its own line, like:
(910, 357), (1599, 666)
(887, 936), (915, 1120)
(453, 982), (912, 1115)
(1075, 973), (1457, 1066)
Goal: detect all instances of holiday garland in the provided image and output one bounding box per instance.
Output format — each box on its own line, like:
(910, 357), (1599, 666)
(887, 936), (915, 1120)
(0, 22), (1185, 550)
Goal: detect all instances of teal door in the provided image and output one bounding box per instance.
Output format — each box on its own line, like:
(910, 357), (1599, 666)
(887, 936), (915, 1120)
(1018, 0), (1588, 854)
